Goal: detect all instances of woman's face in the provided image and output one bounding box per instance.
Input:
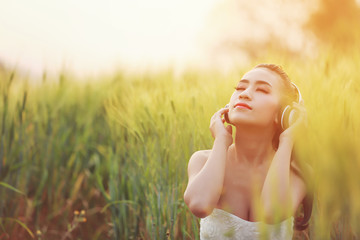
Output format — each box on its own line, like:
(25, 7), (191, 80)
(228, 67), (283, 128)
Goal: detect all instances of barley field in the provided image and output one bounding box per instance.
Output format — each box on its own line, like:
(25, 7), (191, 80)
(1, 49), (360, 239)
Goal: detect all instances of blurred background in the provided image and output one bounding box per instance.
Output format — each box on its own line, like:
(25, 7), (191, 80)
(1, 0), (359, 78)
(1, 0), (360, 239)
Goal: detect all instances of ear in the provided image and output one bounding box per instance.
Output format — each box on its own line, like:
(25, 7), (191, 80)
(274, 117), (279, 125)
(274, 110), (280, 125)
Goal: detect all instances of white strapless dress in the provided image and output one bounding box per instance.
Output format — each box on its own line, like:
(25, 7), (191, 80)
(200, 208), (294, 240)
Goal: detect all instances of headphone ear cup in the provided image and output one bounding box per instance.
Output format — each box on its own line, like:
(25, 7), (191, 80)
(281, 105), (300, 130)
(281, 83), (303, 130)
(281, 105), (291, 130)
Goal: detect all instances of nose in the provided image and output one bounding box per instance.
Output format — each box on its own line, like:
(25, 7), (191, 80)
(239, 88), (252, 100)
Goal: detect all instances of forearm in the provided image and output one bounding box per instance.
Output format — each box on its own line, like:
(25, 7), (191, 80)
(260, 137), (293, 219)
(184, 138), (229, 215)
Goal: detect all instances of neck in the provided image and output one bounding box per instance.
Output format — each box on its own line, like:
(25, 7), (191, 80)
(233, 124), (275, 166)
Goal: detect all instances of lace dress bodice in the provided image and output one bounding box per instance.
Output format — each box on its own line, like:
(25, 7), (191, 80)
(200, 208), (294, 240)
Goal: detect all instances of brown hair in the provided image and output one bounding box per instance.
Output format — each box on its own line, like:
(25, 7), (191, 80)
(254, 63), (313, 231)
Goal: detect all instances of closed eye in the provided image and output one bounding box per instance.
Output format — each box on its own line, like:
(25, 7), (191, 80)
(234, 86), (245, 91)
(257, 88), (269, 93)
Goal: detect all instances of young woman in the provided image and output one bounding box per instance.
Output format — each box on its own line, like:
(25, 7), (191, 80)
(184, 64), (312, 239)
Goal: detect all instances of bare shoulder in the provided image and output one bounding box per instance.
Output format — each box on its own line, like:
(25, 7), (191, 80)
(190, 149), (212, 159)
(188, 150), (211, 167)
(187, 150), (212, 181)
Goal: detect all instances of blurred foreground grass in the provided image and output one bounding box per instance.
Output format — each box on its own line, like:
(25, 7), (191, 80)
(0, 51), (360, 239)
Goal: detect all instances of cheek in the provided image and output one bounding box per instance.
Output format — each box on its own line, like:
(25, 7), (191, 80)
(229, 93), (237, 104)
(258, 99), (280, 118)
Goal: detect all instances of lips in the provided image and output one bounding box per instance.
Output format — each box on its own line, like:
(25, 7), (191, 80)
(234, 102), (252, 110)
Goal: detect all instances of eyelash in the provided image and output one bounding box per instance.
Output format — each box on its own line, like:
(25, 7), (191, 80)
(257, 89), (269, 93)
(234, 86), (244, 91)
(234, 86), (269, 93)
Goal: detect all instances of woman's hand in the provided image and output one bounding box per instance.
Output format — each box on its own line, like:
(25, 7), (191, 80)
(279, 101), (307, 144)
(209, 107), (233, 147)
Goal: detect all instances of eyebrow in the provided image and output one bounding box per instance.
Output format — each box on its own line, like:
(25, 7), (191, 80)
(238, 79), (272, 87)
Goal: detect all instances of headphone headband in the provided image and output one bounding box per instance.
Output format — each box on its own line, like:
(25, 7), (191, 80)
(291, 82), (302, 103)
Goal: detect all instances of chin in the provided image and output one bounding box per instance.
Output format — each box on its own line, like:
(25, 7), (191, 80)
(230, 117), (272, 129)
(229, 118), (254, 127)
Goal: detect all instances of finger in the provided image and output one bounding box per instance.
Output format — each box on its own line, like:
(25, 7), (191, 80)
(291, 110), (306, 128)
(226, 125), (232, 135)
(292, 102), (306, 113)
(211, 109), (228, 125)
(211, 107), (230, 124)
(218, 107), (230, 114)
(212, 108), (226, 119)
(213, 108), (229, 119)
(293, 101), (306, 110)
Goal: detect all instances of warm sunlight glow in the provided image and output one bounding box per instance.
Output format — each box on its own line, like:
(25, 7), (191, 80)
(0, 0), (220, 77)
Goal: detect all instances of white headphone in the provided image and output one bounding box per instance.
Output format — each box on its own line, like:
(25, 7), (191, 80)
(280, 83), (302, 130)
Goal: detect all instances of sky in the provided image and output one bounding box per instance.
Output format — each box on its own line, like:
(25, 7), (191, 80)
(0, 0), (221, 77)
(3, 0), (354, 78)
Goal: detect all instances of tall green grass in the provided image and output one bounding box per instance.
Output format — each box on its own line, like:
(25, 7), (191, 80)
(0, 50), (360, 239)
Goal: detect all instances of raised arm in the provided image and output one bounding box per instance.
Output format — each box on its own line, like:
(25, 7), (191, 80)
(260, 102), (307, 223)
(183, 107), (233, 218)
